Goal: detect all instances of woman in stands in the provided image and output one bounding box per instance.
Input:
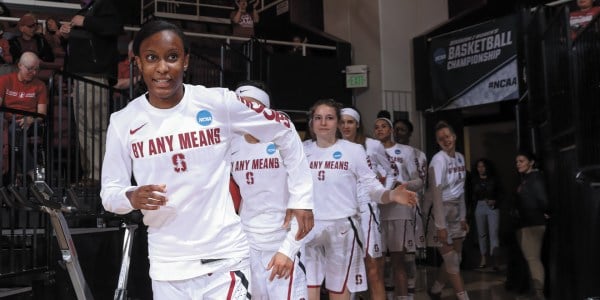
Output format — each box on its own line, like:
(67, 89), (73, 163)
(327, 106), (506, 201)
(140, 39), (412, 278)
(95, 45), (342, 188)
(339, 107), (392, 300)
(230, 0), (260, 38)
(100, 20), (313, 299)
(303, 99), (417, 300)
(427, 121), (470, 300)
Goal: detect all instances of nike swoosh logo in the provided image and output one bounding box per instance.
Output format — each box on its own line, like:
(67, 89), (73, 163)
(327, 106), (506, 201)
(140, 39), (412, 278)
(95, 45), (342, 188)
(340, 230), (349, 235)
(239, 89), (249, 93)
(129, 123), (147, 135)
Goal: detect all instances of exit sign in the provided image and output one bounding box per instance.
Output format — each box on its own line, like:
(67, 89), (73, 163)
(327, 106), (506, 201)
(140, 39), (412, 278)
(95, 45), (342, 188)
(345, 65), (368, 88)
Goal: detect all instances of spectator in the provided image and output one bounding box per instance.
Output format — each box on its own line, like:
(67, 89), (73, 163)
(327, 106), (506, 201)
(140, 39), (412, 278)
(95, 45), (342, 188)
(514, 151), (549, 300)
(0, 23), (12, 65)
(43, 17), (67, 60)
(8, 14), (54, 66)
(289, 35), (308, 56)
(569, 0), (600, 39)
(471, 158), (501, 270)
(0, 52), (47, 180)
(113, 40), (139, 91)
(230, 0), (259, 38)
(61, 0), (123, 184)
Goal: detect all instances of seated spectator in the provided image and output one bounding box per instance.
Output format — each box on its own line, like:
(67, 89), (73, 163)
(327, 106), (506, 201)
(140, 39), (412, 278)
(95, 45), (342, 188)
(113, 41), (139, 91)
(9, 14), (54, 64)
(570, 0), (600, 39)
(0, 23), (12, 65)
(230, 0), (259, 38)
(0, 52), (47, 181)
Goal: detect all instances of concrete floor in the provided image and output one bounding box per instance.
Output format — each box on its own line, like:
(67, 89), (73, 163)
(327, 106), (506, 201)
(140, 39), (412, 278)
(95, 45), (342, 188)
(412, 265), (532, 300)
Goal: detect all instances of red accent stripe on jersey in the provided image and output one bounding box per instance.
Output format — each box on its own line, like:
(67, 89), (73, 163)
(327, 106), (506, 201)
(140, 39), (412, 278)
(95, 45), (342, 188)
(286, 262), (296, 300)
(307, 285), (321, 288)
(366, 212), (373, 251)
(329, 235), (355, 294)
(226, 271), (236, 299)
(229, 176), (242, 213)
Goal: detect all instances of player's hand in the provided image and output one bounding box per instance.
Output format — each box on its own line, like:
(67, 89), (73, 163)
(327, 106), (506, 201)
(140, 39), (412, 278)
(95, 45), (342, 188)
(283, 209), (314, 240)
(127, 184), (168, 210)
(267, 252), (293, 281)
(460, 220), (469, 233)
(437, 228), (448, 244)
(390, 184), (417, 207)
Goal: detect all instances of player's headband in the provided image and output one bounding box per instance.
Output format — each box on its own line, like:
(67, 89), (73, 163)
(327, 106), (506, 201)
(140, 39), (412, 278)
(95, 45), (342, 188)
(341, 108), (360, 123)
(235, 85), (270, 108)
(375, 117), (395, 142)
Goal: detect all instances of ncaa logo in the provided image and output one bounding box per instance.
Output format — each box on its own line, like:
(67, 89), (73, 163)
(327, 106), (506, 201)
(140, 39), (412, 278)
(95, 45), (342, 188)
(333, 151), (342, 160)
(395, 149), (401, 155)
(266, 143), (276, 155)
(433, 48), (446, 65)
(196, 110), (213, 126)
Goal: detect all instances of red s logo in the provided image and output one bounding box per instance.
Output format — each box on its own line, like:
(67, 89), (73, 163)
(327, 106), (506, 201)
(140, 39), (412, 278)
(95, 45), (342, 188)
(172, 153), (187, 172)
(245, 172), (254, 185)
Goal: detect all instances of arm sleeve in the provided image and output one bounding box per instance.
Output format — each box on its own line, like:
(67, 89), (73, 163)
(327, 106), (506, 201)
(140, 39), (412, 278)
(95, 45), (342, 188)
(534, 174), (549, 213)
(354, 147), (386, 204)
(429, 162), (446, 230)
(371, 143), (395, 189)
(228, 93), (313, 210)
(277, 218), (303, 259)
(82, 1), (124, 36)
(100, 115), (136, 214)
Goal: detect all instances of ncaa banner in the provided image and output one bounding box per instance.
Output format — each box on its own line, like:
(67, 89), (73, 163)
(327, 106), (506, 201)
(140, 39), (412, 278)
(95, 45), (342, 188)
(429, 14), (518, 110)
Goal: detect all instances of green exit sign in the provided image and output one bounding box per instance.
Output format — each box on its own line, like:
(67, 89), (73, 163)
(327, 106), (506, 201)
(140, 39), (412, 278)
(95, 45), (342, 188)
(345, 65), (368, 88)
(346, 73), (367, 88)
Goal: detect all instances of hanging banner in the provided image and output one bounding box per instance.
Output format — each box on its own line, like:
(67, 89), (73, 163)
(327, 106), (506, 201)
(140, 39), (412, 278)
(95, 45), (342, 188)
(429, 14), (519, 110)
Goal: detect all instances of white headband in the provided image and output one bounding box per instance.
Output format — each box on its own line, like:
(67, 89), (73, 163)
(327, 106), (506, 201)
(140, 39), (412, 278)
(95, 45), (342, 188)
(235, 85), (270, 108)
(341, 108), (360, 123)
(375, 117), (395, 142)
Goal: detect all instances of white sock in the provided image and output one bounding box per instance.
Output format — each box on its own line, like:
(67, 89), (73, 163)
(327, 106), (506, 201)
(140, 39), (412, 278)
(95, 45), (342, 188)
(407, 294), (414, 300)
(431, 280), (444, 293)
(396, 296), (409, 300)
(456, 290), (469, 300)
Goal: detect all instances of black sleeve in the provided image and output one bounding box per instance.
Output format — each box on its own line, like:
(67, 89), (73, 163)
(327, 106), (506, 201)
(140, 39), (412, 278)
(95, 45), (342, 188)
(8, 38), (20, 62)
(533, 174), (549, 214)
(38, 36), (55, 63)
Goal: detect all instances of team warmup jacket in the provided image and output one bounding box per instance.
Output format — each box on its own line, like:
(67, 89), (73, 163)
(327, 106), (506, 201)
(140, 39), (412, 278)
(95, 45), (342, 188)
(304, 139), (386, 221)
(230, 137), (311, 259)
(101, 84), (312, 281)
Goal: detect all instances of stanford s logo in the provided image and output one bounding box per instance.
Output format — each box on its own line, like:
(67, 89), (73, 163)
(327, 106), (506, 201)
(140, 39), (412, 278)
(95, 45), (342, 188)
(172, 153), (187, 172)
